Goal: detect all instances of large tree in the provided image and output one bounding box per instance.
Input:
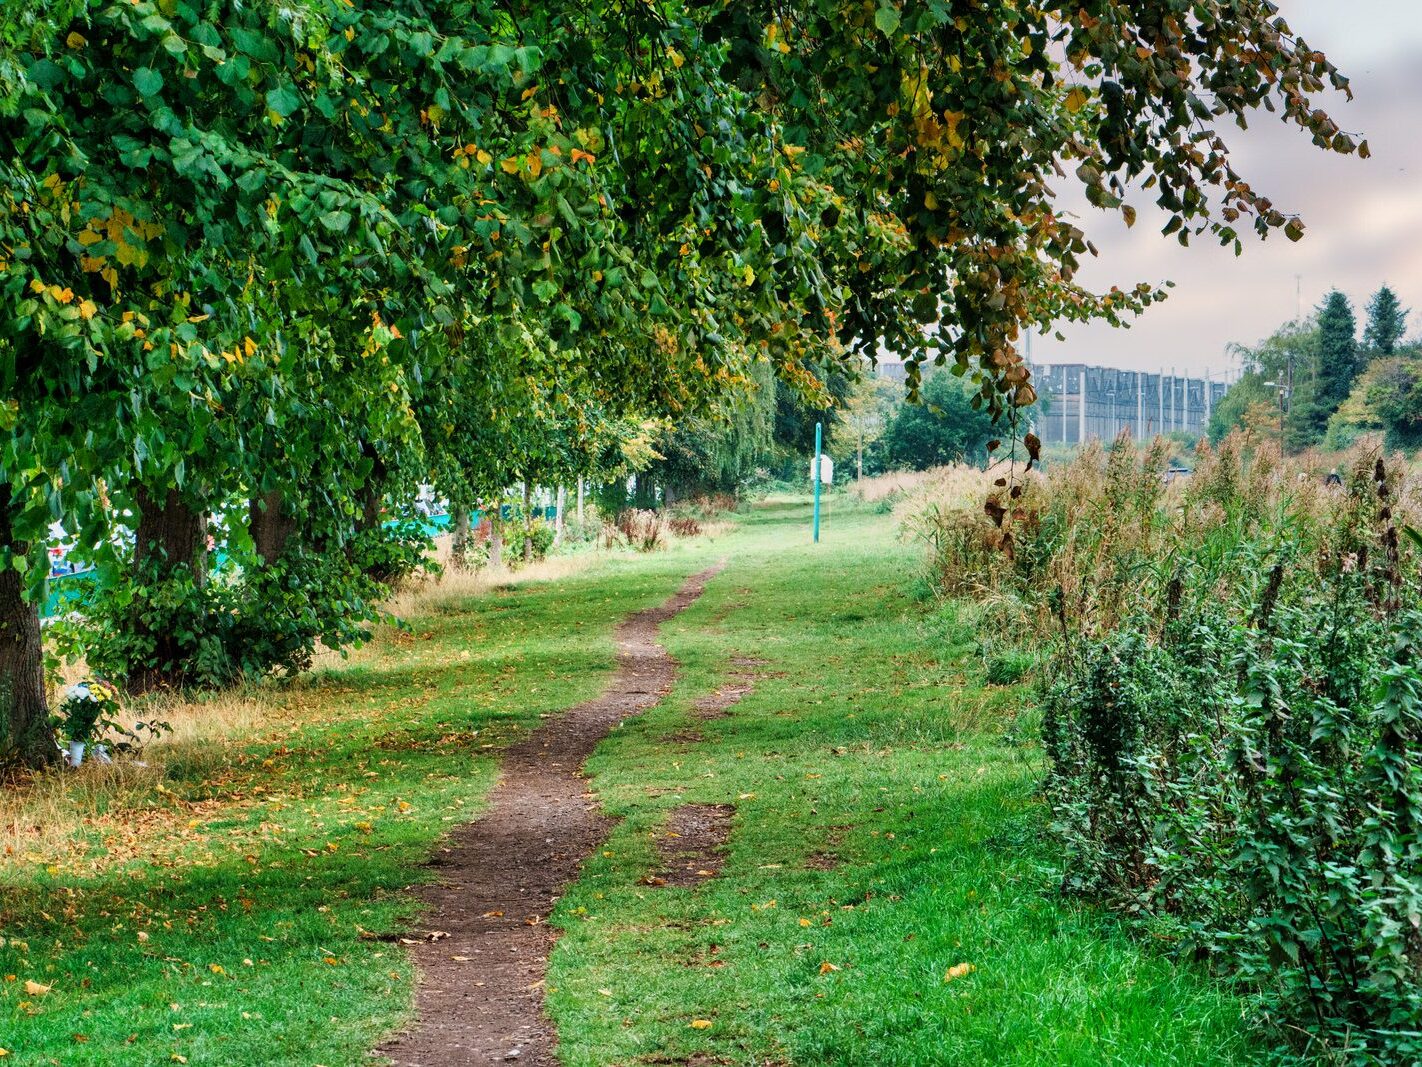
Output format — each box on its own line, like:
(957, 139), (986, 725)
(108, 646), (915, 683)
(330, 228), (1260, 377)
(0, 0), (1368, 767)
(1310, 290), (1360, 438)
(1363, 285), (1409, 357)
(880, 372), (996, 470)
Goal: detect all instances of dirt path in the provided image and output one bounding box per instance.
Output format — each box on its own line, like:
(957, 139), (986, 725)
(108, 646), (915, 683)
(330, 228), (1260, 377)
(378, 563), (726, 1066)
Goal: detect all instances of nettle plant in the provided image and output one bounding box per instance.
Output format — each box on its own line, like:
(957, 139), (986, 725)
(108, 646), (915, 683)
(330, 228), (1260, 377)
(1042, 452), (1422, 1062)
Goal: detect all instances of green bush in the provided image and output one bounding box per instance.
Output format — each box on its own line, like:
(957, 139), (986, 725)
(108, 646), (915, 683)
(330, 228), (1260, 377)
(1041, 463), (1422, 1063)
(913, 434), (1422, 1060)
(65, 522), (432, 691)
(505, 517), (556, 563)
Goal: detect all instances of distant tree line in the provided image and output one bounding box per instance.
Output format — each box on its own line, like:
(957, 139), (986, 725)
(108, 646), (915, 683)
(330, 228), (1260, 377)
(1210, 285), (1419, 451)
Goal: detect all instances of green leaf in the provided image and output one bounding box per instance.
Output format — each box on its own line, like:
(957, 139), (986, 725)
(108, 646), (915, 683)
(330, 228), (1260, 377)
(874, 6), (901, 36)
(27, 59), (66, 90)
(319, 210), (352, 233)
(134, 68), (164, 97)
(266, 85), (301, 117)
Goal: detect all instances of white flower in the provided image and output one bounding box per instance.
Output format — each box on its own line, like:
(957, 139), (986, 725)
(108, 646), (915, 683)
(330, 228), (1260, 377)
(66, 683), (92, 702)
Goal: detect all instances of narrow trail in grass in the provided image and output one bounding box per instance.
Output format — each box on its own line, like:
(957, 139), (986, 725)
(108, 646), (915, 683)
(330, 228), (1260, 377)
(378, 562), (726, 1067)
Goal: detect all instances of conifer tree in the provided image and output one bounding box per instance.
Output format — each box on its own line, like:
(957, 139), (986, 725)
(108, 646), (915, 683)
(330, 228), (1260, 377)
(1363, 285), (1409, 356)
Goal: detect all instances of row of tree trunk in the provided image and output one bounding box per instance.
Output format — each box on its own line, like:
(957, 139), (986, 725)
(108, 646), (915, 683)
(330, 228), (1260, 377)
(3, 476), (566, 769)
(0, 468), (383, 769)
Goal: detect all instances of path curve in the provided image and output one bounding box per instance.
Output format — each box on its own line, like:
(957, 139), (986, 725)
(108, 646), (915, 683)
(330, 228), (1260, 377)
(379, 563), (726, 1066)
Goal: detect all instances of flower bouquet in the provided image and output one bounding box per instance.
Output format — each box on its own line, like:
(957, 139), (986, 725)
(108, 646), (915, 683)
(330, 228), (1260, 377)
(53, 679), (123, 767)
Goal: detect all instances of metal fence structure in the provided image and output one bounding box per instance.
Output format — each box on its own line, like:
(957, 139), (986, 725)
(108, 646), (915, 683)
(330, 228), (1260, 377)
(874, 358), (1228, 444)
(1031, 364), (1228, 444)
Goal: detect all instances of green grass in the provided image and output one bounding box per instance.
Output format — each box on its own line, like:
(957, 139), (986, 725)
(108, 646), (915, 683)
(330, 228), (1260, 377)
(0, 547), (714, 1065)
(546, 500), (1259, 1066)
(0, 500), (1257, 1065)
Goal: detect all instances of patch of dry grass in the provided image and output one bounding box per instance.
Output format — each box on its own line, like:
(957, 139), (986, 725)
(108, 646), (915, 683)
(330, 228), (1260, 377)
(0, 690), (264, 865)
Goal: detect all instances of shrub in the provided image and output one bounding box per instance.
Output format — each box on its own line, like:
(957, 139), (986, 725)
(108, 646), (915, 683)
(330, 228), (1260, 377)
(506, 517), (556, 563)
(667, 514), (701, 537)
(915, 435), (1422, 1061)
(604, 509), (665, 552)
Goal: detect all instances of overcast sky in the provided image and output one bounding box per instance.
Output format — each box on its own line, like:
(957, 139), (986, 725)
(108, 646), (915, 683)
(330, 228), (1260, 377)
(1030, 2), (1422, 379)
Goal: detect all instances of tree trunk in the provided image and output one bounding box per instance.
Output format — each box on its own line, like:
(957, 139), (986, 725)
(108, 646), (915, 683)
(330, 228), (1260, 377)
(487, 502), (503, 571)
(522, 482), (534, 564)
(0, 497), (54, 769)
(249, 489), (297, 565)
(130, 486), (208, 693)
(449, 507), (472, 571)
(135, 486), (208, 582)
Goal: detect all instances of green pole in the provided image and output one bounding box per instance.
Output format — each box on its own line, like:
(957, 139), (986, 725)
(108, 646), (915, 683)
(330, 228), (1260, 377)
(812, 420), (822, 543)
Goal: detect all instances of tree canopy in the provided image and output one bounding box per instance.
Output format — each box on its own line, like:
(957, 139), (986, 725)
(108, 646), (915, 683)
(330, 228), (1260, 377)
(0, 0), (1363, 766)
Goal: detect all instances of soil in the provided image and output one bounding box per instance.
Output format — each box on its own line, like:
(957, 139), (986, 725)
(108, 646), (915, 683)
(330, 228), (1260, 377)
(649, 804), (736, 888)
(691, 673), (757, 721)
(377, 564), (726, 1066)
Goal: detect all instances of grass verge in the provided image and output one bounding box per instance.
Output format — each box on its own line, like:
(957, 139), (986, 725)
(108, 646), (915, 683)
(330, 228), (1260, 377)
(546, 499), (1259, 1066)
(0, 541), (718, 1066)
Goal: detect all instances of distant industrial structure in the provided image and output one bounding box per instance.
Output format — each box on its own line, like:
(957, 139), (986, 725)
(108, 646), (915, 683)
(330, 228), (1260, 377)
(875, 357), (1229, 444)
(1031, 364), (1228, 444)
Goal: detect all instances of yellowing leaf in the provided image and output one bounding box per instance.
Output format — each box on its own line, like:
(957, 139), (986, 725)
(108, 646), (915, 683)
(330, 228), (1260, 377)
(1065, 87), (1087, 113)
(209, 964), (224, 975)
(819, 961), (840, 974)
(78, 299), (97, 320)
(24, 980), (50, 995)
(500, 158), (520, 175)
(689, 1019), (712, 1029)
(944, 962), (976, 982)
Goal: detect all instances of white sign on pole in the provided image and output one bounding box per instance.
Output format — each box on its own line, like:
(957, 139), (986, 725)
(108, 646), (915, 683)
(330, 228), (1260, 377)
(810, 455), (834, 485)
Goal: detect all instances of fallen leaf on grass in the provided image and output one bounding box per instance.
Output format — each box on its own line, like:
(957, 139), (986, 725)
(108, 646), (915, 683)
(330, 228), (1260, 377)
(689, 1019), (713, 1029)
(944, 962), (976, 982)
(24, 980), (50, 996)
(819, 961), (840, 975)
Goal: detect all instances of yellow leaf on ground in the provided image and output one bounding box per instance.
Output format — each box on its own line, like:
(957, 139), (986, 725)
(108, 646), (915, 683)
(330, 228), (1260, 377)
(689, 1019), (712, 1029)
(819, 961), (840, 974)
(944, 962), (976, 982)
(23, 980), (50, 995)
